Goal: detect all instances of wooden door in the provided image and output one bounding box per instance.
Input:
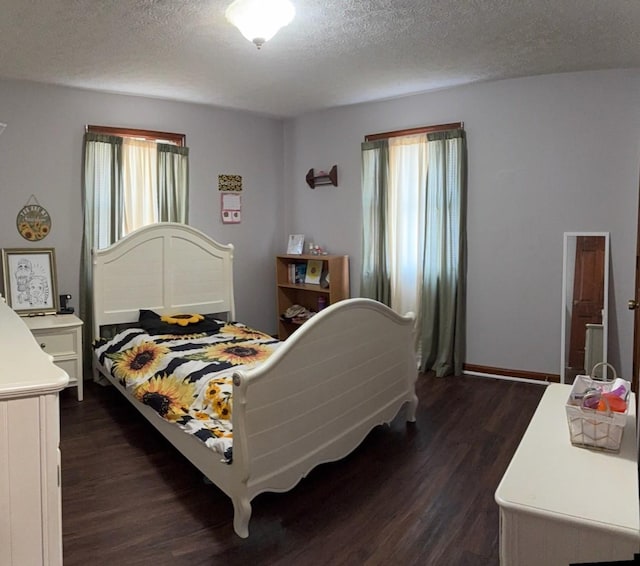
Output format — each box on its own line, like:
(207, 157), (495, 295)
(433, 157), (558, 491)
(568, 236), (605, 373)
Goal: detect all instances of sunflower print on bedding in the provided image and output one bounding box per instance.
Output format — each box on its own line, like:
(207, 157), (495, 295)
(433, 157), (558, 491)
(94, 322), (280, 463)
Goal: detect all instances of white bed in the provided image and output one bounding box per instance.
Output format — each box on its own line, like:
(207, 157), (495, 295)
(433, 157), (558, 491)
(91, 222), (418, 538)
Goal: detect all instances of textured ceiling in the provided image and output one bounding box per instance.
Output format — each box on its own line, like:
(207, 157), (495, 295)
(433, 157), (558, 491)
(0, 0), (638, 118)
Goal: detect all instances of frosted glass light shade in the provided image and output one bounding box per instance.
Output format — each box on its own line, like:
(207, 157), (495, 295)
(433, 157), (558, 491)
(226, 0), (295, 48)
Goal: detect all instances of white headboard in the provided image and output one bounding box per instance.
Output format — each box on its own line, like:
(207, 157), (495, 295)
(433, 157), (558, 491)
(92, 223), (235, 339)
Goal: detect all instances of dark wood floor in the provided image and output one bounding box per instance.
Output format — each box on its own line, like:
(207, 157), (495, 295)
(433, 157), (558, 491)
(59, 373), (545, 566)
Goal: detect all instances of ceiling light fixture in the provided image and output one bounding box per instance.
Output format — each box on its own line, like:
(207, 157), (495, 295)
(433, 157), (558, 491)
(225, 0), (295, 49)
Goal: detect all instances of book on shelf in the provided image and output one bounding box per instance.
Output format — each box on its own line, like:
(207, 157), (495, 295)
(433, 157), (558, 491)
(305, 259), (322, 285)
(288, 263), (295, 284)
(295, 263), (307, 284)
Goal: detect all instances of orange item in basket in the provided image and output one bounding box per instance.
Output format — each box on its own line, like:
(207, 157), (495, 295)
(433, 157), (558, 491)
(597, 393), (627, 413)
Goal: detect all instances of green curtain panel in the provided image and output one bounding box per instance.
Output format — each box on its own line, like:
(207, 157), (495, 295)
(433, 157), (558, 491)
(360, 139), (391, 305)
(420, 129), (467, 377)
(157, 143), (189, 223)
(80, 132), (123, 370)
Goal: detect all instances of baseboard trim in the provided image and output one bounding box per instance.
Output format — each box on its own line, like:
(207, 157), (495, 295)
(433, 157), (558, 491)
(463, 364), (560, 384)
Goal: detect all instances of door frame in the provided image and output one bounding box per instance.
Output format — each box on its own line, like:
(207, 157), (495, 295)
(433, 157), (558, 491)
(561, 232), (609, 384)
(632, 180), (640, 394)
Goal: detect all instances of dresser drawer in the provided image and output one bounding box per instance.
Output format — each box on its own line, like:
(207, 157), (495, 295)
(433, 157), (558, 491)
(33, 329), (78, 357)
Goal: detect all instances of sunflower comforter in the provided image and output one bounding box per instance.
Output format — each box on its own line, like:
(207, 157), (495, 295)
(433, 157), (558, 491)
(93, 321), (280, 463)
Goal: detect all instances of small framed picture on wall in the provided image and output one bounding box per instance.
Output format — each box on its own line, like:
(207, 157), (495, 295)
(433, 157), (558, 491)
(1, 248), (59, 315)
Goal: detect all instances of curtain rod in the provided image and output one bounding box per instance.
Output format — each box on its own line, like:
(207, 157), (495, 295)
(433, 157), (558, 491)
(365, 121), (463, 142)
(85, 125), (186, 146)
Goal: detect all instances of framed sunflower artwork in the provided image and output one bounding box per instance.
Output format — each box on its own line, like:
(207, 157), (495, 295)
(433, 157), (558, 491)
(1, 248), (59, 315)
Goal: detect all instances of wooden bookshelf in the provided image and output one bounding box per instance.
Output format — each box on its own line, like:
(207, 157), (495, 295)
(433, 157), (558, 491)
(276, 254), (349, 339)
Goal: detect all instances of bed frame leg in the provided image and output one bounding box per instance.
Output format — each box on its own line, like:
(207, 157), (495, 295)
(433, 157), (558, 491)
(406, 392), (418, 423)
(232, 496), (252, 538)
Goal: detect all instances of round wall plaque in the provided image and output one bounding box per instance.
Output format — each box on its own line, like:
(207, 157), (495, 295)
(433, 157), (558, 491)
(16, 202), (51, 241)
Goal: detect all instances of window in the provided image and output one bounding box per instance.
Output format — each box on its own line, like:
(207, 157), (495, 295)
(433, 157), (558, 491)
(84, 126), (188, 247)
(361, 123), (467, 376)
(80, 126), (190, 362)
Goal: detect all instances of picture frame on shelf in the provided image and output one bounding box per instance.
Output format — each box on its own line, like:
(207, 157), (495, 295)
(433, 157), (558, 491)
(1, 248), (59, 315)
(287, 234), (305, 255)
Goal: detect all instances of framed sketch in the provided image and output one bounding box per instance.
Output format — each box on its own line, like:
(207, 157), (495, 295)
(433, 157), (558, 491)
(287, 234), (305, 255)
(1, 248), (59, 315)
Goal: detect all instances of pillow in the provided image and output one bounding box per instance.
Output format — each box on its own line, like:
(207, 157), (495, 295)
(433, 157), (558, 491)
(161, 313), (204, 326)
(138, 309), (224, 335)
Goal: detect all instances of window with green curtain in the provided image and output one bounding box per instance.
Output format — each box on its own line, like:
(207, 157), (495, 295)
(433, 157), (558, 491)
(360, 125), (467, 377)
(80, 127), (190, 373)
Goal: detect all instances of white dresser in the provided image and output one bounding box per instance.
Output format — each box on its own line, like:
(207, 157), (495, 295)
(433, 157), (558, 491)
(495, 383), (640, 566)
(0, 298), (69, 566)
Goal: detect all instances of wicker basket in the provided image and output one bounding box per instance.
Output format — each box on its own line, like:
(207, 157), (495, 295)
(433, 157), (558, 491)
(565, 363), (630, 453)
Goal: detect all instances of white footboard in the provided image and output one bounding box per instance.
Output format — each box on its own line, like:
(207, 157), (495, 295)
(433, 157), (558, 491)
(230, 298), (417, 536)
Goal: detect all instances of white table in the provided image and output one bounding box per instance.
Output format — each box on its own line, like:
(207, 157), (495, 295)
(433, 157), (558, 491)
(495, 383), (639, 566)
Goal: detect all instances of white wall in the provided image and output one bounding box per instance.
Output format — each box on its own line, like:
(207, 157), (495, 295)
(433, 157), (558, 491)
(1, 70), (639, 380)
(283, 69), (640, 379)
(0, 79), (284, 333)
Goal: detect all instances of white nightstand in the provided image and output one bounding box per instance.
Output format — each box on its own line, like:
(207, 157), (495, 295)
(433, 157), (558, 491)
(23, 313), (84, 401)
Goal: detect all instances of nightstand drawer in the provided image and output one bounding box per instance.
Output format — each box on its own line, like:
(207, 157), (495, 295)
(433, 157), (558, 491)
(33, 329), (78, 357)
(23, 314), (84, 401)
